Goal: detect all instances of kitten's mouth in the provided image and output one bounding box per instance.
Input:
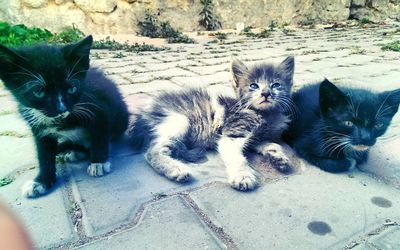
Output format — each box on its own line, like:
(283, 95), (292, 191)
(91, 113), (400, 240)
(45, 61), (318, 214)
(351, 144), (370, 151)
(258, 96), (272, 105)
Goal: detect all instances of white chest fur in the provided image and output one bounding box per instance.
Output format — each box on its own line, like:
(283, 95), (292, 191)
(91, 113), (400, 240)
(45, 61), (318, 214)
(42, 127), (91, 147)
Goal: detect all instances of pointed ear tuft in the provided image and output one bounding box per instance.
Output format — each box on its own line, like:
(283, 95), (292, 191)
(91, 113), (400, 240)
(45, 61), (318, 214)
(63, 35), (93, 59)
(379, 88), (400, 117)
(319, 78), (347, 116)
(0, 45), (28, 79)
(278, 56), (294, 80)
(231, 59), (248, 88)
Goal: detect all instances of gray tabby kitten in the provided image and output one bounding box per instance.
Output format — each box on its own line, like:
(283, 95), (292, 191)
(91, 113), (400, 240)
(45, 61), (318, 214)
(129, 57), (295, 191)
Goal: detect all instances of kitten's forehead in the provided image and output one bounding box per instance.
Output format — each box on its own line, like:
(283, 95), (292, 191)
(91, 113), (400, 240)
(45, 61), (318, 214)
(18, 46), (70, 82)
(248, 63), (288, 83)
(344, 90), (381, 119)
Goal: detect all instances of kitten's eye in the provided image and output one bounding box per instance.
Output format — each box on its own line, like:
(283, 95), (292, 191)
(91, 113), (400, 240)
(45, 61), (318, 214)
(67, 86), (77, 94)
(343, 121), (354, 127)
(249, 83), (259, 90)
(33, 89), (45, 98)
(271, 82), (281, 89)
(374, 123), (384, 129)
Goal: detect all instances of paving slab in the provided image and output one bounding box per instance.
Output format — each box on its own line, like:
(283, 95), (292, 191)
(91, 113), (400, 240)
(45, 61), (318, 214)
(0, 113), (31, 135)
(189, 168), (400, 249)
(0, 136), (37, 178)
(68, 151), (228, 236)
(76, 196), (226, 250)
(0, 170), (76, 249)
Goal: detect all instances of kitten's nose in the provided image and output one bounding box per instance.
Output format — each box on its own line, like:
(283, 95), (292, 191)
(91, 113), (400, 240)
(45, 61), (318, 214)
(56, 95), (67, 113)
(359, 129), (373, 145)
(261, 91), (270, 98)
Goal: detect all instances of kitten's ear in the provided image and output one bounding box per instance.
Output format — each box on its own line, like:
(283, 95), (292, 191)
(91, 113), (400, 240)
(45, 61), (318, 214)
(63, 35), (93, 71)
(319, 78), (347, 116)
(63, 35), (93, 60)
(379, 88), (400, 117)
(0, 45), (28, 79)
(231, 59), (248, 88)
(278, 56), (295, 81)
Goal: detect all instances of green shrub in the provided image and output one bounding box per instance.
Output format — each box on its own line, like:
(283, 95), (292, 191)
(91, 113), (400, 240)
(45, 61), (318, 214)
(381, 41), (400, 52)
(199, 0), (221, 31)
(137, 11), (195, 44)
(0, 21), (53, 46)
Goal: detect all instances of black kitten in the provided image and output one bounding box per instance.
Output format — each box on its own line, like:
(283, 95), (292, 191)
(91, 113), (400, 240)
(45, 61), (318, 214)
(0, 36), (129, 198)
(285, 79), (400, 172)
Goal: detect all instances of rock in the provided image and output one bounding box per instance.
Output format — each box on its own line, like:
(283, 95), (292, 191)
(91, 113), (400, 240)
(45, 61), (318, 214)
(22, 0), (48, 8)
(74, 0), (117, 13)
(0, 0), (399, 34)
(19, 2), (87, 33)
(55, 0), (65, 5)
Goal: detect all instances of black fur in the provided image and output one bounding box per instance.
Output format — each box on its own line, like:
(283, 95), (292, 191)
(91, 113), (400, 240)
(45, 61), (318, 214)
(0, 36), (129, 194)
(284, 79), (400, 172)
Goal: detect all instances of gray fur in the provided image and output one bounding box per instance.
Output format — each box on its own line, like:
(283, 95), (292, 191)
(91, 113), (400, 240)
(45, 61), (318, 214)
(128, 56), (295, 189)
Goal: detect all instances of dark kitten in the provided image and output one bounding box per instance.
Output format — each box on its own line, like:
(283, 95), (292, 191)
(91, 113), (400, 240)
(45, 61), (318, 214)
(284, 79), (400, 172)
(0, 36), (129, 198)
(129, 57), (295, 191)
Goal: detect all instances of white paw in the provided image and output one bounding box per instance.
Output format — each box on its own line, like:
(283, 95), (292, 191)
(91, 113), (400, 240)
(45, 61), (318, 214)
(165, 165), (192, 182)
(261, 144), (291, 172)
(229, 170), (258, 191)
(21, 180), (47, 198)
(87, 162), (111, 177)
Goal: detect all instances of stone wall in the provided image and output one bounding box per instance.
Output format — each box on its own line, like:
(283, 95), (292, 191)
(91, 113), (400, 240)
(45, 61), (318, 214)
(0, 0), (399, 35)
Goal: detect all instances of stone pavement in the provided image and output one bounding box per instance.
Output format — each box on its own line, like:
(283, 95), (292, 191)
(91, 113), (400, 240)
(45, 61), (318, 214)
(1, 23), (400, 249)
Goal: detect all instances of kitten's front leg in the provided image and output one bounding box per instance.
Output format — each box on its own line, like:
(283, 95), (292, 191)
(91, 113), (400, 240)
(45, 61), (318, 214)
(218, 136), (259, 191)
(87, 122), (111, 177)
(22, 136), (57, 198)
(256, 142), (291, 172)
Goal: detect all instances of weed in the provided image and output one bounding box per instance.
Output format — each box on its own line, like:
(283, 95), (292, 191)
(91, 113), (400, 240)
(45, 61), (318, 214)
(0, 131), (27, 138)
(268, 20), (278, 31)
(93, 37), (166, 52)
(68, 202), (81, 214)
(199, 0), (221, 31)
(211, 32), (227, 40)
(113, 52), (126, 58)
(137, 10), (160, 38)
(381, 41), (400, 52)
(0, 110), (13, 116)
(50, 24), (85, 43)
(349, 46), (366, 55)
(360, 18), (373, 25)
(240, 26), (270, 38)
(0, 176), (13, 187)
(137, 11), (195, 44)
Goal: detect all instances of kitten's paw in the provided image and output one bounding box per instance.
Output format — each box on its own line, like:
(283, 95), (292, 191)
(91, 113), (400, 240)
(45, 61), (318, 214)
(21, 180), (48, 198)
(87, 162), (111, 177)
(229, 170), (258, 191)
(261, 144), (291, 172)
(165, 165), (192, 182)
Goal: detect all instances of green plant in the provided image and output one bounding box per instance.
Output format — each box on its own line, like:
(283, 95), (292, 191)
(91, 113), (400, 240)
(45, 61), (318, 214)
(113, 52), (126, 58)
(199, 0), (221, 31)
(0, 176), (13, 187)
(268, 20), (278, 31)
(51, 24), (85, 43)
(381, 41), (400, 52)
(137, 11), (195, 44)
(0, 21), (53, 46)
(137, 10), (160, 38)
(360, 17), (373, 25)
